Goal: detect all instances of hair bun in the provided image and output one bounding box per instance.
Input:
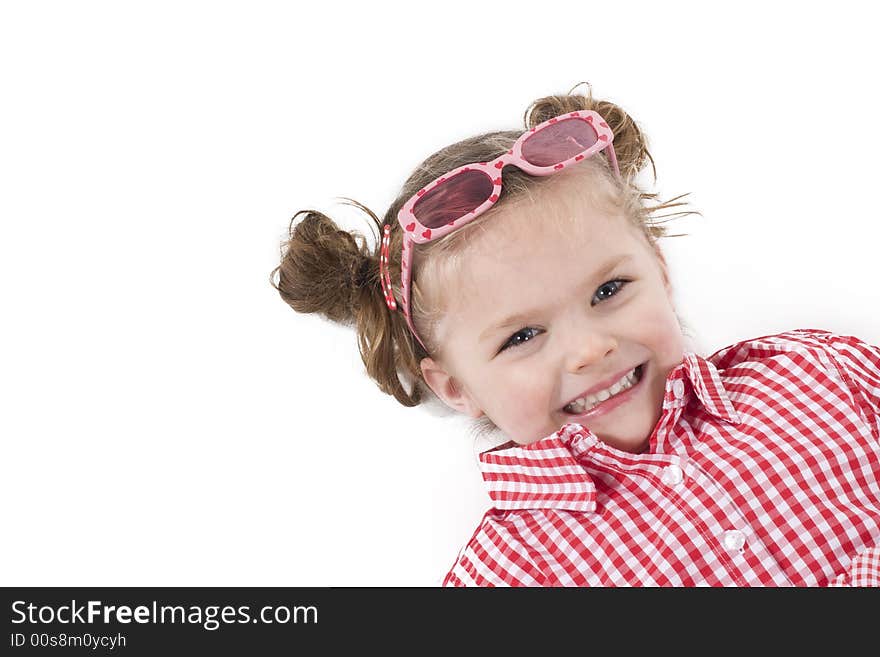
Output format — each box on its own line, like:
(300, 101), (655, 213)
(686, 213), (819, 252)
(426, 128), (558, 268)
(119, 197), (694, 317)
(523, 82), (655, 183)
(273, 209), (372, 326)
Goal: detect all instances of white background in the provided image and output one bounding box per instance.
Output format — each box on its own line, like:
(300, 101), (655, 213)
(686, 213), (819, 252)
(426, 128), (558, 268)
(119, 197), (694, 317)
(2, 1), (878, 587)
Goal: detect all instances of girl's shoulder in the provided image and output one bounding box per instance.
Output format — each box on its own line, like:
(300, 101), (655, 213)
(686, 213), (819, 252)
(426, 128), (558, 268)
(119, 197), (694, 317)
(706, 327), (855, 369)
(706, 329), (880, 422)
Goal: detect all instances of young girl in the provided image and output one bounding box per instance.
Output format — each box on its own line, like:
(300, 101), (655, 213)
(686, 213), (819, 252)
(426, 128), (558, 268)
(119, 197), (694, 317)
(271, 82), (880, 587)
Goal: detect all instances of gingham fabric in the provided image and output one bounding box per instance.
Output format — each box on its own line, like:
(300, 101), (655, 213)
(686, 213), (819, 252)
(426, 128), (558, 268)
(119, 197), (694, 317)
(443, 329), (880, 587)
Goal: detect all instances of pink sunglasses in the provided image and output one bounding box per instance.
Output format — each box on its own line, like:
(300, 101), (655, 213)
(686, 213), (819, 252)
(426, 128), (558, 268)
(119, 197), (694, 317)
(379, 109), (620, 353)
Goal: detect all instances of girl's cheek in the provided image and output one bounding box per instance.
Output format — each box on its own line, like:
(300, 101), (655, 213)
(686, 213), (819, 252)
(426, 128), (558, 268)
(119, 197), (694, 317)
(642, 303), (687, 360)
(504, 372), (553, 413)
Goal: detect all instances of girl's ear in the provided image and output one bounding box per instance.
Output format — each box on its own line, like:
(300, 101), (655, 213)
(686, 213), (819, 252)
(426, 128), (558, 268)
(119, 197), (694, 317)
(420, 357), (484, 419)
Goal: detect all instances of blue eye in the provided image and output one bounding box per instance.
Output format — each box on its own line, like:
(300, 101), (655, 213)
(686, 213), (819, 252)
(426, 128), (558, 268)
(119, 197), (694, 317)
(592, 278), (629, 305)
(497, 279), (630, 353)
(499, 327), (542, 352)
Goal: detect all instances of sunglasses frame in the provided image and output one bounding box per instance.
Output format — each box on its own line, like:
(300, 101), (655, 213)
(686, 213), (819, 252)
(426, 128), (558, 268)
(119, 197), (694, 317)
(381, 109), (620, 353)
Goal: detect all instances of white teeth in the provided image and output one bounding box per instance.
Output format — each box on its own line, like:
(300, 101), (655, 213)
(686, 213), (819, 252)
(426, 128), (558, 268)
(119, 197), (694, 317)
(564, 367), (640, 414)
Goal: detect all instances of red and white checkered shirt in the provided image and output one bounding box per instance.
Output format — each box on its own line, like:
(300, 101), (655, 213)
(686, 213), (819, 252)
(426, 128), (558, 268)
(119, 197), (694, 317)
(443, 329), (880, 587)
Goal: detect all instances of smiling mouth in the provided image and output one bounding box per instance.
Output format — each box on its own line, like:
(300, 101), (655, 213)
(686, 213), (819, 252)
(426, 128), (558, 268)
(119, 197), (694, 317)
(562, 363), (645, 414)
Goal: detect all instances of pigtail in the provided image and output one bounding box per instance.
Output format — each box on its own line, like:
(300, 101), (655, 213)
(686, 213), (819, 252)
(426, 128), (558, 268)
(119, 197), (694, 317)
(524, 81), (700, 242)
(523, 81), (655, 184)
(270, 203), (425, 407)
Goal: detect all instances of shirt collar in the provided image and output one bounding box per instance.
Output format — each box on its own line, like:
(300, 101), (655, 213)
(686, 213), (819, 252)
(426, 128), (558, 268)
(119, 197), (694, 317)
(477, 351), (742, 512)
(664, 351), (741, 424)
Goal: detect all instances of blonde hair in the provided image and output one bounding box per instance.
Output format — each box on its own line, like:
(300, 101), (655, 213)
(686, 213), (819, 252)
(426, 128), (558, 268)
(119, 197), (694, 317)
(270, 81), (699, 439)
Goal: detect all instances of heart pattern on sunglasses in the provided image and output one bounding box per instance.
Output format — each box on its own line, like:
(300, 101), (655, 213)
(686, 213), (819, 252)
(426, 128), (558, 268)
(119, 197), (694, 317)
(406, 222), (415, 232)
(422, 229), (431, 239)
(583, 117), (607, 130)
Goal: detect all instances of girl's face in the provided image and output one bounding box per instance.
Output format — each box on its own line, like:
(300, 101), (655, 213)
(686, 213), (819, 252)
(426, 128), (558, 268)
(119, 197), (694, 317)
(419, 173), (686, 452)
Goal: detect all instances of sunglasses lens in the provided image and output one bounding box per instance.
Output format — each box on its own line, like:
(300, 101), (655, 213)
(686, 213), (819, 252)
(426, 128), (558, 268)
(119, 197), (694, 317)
(521, 117), (599, 167)
(412, 169), (494, 229)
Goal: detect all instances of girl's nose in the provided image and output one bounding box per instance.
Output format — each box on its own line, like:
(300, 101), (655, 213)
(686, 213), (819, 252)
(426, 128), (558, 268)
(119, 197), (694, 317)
(565, 331), (618, 374)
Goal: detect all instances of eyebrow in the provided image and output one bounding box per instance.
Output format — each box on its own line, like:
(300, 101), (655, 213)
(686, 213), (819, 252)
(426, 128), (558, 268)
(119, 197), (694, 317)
(478, 254), (635, 344)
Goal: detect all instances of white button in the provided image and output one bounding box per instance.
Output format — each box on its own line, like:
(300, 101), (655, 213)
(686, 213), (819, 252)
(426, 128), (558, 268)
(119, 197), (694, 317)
(562, 423), (584, 436)
(722, 530), (746, 551)
(672, 379), (685, 398)
(661, 464), (684, 486)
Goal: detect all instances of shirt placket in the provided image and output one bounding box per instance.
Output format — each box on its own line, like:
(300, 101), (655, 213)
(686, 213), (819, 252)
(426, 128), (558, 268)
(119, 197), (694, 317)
(676, 460), (793, 586)
(649, 365), (790, 586)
